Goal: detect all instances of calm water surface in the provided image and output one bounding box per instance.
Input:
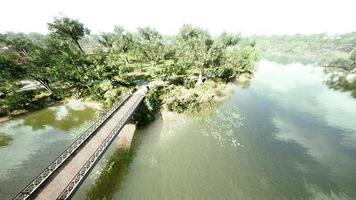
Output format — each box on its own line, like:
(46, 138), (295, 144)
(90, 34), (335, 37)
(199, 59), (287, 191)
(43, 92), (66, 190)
(0, 101), (98, 199)
(75, 60), (356, 200)
(2, 60), (356, 200)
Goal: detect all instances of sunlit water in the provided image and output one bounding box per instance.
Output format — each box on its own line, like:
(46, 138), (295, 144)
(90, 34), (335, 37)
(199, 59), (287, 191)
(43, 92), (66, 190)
(74, 60), (356, 200)
(1, 60), (355, 200)
(0, 101), (98, 199)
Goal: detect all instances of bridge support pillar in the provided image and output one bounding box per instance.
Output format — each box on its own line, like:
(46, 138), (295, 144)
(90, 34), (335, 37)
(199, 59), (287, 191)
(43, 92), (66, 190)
(115, 123), (136, 150)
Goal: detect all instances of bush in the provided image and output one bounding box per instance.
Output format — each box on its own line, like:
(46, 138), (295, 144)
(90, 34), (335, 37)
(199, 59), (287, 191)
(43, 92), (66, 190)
(206, 67), (236, 81)
(136, 87), (162, 127)
(183, 79), (195, 88)
(166, 93), (199, 113)
(4, 91), (35, 112)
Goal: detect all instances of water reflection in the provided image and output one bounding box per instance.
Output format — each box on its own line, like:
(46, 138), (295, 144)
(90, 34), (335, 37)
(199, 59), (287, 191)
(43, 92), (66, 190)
(324, 71), (356, 98)
(231, 60), (356, 198)
(0, 134), (13, 147)
(75, 60), (356, 200)
(0, 101), (98, 200)
(22, 102), (96, 131)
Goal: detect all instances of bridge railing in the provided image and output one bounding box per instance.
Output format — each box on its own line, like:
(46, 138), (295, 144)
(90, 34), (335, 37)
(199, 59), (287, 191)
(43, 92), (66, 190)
(13, 95), (131, 200)
(58, 94), (145, 200)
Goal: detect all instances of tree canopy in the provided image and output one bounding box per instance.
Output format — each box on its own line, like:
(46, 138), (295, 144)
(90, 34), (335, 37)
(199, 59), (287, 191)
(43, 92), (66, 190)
(0, 16), (260, 116)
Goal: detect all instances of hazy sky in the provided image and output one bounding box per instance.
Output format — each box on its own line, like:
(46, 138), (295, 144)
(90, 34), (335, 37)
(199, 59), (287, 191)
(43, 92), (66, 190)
(0, 0), (355, 35)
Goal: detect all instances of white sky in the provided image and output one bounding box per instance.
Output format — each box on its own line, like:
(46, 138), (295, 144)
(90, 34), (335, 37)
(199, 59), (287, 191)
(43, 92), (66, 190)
(0, 0), (355, 35)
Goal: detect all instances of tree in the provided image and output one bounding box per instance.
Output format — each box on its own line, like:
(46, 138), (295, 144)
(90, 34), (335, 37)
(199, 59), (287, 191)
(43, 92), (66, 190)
(99, 26), (134, 64)
(175, 25), (242, 84)
(135, 27), (165, 65)
(48, 17), (90, 53)
(0, 32), (37, 57)
(0, 52), (24, 95)
(174, 25), (212, 84)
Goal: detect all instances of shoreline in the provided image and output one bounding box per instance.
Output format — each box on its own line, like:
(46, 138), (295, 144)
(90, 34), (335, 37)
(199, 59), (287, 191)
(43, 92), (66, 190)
(0, 73), (249, 125)
(0, 100), (64, 124)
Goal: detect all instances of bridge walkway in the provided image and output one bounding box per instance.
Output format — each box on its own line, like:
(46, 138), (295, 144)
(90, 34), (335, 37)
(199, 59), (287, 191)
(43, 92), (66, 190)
(14, 92), (145, 200)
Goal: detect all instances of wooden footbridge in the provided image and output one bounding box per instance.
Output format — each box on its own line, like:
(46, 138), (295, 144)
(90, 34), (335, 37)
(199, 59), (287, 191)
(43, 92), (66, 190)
(13, 87), (148, 200)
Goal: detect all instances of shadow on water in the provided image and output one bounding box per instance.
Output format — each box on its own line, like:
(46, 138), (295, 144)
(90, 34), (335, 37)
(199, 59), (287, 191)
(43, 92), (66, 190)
(84, 148), (133, 200)
(77, 114), (164, 200)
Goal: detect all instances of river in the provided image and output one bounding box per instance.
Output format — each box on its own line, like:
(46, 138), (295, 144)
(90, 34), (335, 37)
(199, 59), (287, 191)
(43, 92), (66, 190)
(1, 60), (356, 199)
(0, 101), (99, 199)
(74, 60), (356, 200)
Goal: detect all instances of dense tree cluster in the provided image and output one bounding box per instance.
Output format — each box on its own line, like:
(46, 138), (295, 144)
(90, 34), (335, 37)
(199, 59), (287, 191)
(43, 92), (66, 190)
(0, 17), (259, 116)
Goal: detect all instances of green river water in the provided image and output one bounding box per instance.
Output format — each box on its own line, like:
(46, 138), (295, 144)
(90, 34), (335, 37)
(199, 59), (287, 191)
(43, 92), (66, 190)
(0, 101), (99, 199)
(1, 60), (356, 199)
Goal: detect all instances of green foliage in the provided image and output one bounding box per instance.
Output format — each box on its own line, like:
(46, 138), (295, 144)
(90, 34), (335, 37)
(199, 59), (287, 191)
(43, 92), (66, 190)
(153, 63), (186, 81)
(166, 92), (200, 113)
(2, 90), (38, 112)
(174, 25), (212, 70)
(48, 17), (90, 53)
(172, 24), (258, 81)
(0, 18), (259, 118)
(325, 74), (356, 98)
(0, 32), (37, 56)
(135, 27), (164, 64)
(0, 52), (24, 81)
(136, 87), (162, 127)
(207, 67), (235, 81)
(162, 81), (228, 114)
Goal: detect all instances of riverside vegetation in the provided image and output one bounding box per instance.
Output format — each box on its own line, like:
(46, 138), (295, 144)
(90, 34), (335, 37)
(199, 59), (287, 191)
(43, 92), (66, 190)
(0, 17), (259, 121)
(252, 33), (356, 67)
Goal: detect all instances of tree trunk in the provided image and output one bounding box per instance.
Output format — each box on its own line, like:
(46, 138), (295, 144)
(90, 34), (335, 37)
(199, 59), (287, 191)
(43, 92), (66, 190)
(74, 39), (84, 54)
(196, 72), (203, 85)
(124, 56), (130, 65)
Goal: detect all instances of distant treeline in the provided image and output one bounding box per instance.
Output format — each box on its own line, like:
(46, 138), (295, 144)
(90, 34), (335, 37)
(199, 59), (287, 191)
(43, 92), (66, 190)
(251, 33), (356, 67)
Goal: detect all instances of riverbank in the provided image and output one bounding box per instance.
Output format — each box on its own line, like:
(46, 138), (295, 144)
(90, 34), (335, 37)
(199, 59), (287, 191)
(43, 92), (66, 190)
(322, 65), (356, 98)
(0, 100), (63, 124)
(158, 74), (250, 115)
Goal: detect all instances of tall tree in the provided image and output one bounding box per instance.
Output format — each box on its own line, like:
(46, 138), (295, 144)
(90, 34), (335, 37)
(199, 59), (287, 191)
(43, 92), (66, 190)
(175, 25), (216, 84)
(135, 27), (164, 65)
(99, 26), (134, 64)
(48, 17), (90, 53)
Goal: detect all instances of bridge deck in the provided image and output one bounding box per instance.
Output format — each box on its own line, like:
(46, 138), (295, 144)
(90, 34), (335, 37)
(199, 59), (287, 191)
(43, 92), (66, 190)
(31, 94), (143, 200)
